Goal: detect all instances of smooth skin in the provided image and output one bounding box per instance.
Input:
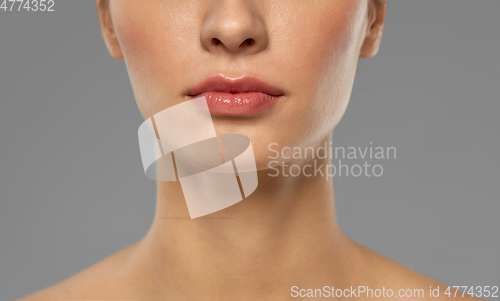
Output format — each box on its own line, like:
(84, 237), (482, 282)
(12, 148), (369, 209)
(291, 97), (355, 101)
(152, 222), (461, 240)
(17, 0), (483, 300)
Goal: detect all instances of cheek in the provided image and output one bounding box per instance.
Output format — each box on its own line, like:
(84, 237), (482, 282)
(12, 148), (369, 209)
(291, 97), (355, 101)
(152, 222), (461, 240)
(273, 1), (365, 75)
(111, 1), (197, 120)
(288, 2), (365, 93)
(272, 2), (367, 143)
(311, 11), (364, 127)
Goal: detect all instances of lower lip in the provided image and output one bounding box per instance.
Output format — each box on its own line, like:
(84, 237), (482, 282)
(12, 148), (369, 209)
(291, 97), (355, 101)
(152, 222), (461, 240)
(190, 92), (281, 116)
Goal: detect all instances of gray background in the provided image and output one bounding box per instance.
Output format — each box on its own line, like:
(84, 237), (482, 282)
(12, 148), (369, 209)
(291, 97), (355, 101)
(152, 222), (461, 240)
(0, 1), (498, 300)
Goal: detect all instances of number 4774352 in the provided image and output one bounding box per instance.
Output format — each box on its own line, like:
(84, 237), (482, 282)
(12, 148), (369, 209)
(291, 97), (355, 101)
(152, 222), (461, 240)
(1, 0), (55, 12)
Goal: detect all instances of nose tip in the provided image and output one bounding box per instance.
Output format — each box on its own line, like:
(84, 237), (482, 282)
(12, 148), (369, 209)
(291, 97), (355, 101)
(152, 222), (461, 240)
(200, 2), (268, 55)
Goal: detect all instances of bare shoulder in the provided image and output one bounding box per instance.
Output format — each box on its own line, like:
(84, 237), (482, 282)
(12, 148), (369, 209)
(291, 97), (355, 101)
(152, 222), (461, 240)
(15, 242), (141, 301)
(350, 239), (486, 301)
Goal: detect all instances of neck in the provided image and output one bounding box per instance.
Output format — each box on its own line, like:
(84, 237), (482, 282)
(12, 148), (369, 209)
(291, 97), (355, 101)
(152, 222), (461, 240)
(133, 135), (352, 299)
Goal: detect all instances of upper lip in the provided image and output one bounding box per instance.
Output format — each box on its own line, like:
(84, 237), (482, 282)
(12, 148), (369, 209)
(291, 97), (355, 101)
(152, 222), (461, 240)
(187, 75), (285, 97)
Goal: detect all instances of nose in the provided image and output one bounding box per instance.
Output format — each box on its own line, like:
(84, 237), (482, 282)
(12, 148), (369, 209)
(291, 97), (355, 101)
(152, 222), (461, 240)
(200, 1), (268, 55)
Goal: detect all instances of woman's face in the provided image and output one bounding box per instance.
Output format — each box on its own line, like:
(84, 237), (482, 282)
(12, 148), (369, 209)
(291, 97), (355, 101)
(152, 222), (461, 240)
(98, 0), (385, 170)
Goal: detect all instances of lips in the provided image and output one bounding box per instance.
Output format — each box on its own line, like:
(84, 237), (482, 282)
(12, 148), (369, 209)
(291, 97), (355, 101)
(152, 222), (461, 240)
(186, 75), (284, 116)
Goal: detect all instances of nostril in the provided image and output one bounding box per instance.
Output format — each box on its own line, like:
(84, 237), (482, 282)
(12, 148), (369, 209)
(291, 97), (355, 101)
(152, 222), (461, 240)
(212, 38), (221, 46)
(243, 38), (254, 46)
(211, 38), (255, 47)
